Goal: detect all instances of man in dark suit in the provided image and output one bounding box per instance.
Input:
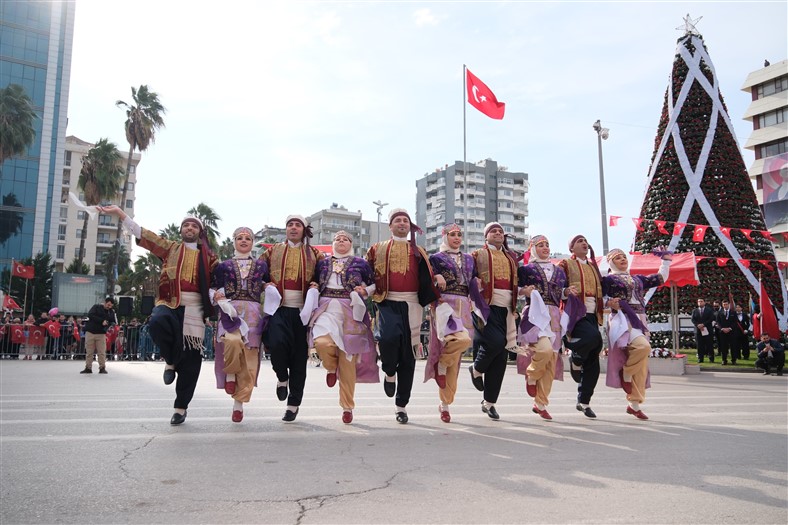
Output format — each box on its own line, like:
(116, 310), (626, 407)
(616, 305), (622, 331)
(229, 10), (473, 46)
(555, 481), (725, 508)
(732, 304), (751, 361)
(691, 298), (715, 363)
(716, 300), (736, 365)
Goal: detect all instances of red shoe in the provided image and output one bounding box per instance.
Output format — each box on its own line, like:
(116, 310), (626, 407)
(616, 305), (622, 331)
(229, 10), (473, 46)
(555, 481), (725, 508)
(526, 382), (537, 398)
(626, 406), (648, 420)
(326, 372), (337, 388)
(439, 405), (451, 423)
(224, 381), (236, 395)
(532, 405), (553, 421)
(619, 370), (632, 395)
(232, 410), (243, 423)
(342, 410), (353, 424)
(434, 363), (446, 389)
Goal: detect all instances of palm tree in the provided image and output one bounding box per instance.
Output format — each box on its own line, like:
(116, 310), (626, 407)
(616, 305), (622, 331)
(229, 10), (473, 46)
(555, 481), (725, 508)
(159, 223), (181, 241)
(77, 138), (124, 271)
(218, 237), (234, 260)
(99, 243), (130, 280)
(129, 252), (162, 296)
(187, 202), (221, 251)
(0, 84), (37, 164)
(64, 258), (90, 275)
(111, 85), (166, 292)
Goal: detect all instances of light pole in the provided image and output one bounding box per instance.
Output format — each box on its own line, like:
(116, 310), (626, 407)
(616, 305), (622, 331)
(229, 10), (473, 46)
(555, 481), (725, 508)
(372, 200), (388, 245)
(593, 119), (610, 255)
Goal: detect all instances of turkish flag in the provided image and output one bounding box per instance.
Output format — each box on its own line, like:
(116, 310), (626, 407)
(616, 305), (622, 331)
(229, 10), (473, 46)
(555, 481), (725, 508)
(11, 261), (34, 279)
(11, 325), (25, 344)
(692, 225), (708, 242)
(655, 220), (669, 235)
(759, 281), (781, 339)
(782, 233), (788, 243)
(719, 226), (732, 239)
(28, 327), (45, 346)
(740, 229), (754, 243)
(760, 230), (776, 242)
(609, 216), (621, 227)
(673, 222), (687, 236)
(2, 295), (21, 311)
(778, 262), (788, 270)
(466, 68), (505, 120)
(740, 259), (751, 268)
(716, 257), (729, 267)
(632, 218), (644, 231)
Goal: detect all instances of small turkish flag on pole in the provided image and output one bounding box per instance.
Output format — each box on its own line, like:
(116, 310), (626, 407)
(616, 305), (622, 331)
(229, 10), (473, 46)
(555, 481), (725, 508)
(466, 68), (505, 120)
(609, 216), (620, 227)
(2, 295), (21, 310)
(11, 261), (34, 279)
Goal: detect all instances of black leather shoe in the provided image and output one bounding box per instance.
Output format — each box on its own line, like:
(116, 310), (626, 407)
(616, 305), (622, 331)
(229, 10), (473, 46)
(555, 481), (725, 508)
(276, 385), (288, 401)
(481, 404), (500, 420)
(163, 369), (176, 385)
(395, 411), (408, 424)
(383, 379), (396, 398)
(576, 403), (596, 419)
(469, 365), (484, 391)
(170, 411), (187, 425)
(80, 368), (92, 374)
(98, 368), (107, 374)
(282, 408), (299, 422)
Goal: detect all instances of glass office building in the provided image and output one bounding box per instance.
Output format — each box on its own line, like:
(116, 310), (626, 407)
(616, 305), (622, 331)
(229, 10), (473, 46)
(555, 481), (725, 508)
(0, 1), (75, 266)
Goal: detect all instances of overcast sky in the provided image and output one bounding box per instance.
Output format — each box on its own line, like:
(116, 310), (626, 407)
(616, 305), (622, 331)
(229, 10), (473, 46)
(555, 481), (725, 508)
(66, 1), (788, 258)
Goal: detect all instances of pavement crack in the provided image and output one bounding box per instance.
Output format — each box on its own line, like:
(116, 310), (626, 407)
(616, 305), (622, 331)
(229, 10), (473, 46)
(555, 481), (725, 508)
(118, 436), (155, 480)
(293, 467), (420, 525)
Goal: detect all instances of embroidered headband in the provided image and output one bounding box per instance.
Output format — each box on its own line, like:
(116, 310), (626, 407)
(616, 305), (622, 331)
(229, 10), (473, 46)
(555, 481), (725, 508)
(606, 248), (626, 262)
(441, 223), (462, 236)
(181, 215), (204, 231)
(333, 230), (353, 242)
(484, 222), (504, 237)
(233, 226), (254, 239)
(569, 234), (586, 251)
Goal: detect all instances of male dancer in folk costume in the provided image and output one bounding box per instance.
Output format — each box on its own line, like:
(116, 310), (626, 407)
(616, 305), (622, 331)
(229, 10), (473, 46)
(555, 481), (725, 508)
(557, 235), (604, 419)
(259, 215), (325, 422)
(469, 222), (520, 420)
(517, 235), (584, 420)
(602, 248), (672, 420)
(211, 226), (268, 423)
(366, 208), (438, 424)
(99, 205), (218, 425)
(305, 230), (379, 424)
(427, 223), (483, 423)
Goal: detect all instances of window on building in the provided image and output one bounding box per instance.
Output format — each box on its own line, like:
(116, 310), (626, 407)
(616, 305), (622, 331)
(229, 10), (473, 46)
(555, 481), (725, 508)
(126, 200), (133, 208)
(758, 107), (787, 128)
(77, 211), (86, 220)
(97, 233), (111, 244)
(75, 229), (83, 239)
(64, 151), (71, 166)
(99, 214), (113, 226)
(74, 247), (84, 258)
(126, 182), (134, 191)
(56, 245), (65, 259)
(757, 76), (788, 98)
(758, 139), (788, 158)
(129, 165), (136, 174)
(58, 225), (66, 241)
(59, 207), (68, 219)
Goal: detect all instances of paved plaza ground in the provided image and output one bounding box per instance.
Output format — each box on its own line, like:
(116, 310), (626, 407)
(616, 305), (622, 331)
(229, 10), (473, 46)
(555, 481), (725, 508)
(1, 359), (786, 524)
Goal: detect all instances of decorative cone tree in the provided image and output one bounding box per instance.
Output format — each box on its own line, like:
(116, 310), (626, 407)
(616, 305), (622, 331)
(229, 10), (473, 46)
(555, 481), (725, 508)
(634, 17), (787, 333)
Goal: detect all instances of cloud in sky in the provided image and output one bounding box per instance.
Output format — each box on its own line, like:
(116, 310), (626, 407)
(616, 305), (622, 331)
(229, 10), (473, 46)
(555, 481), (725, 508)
(66, 1), (787, 259)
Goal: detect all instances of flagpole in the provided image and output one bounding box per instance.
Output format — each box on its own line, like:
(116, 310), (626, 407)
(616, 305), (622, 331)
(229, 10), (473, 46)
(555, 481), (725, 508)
(22, 278), (28, 320)
(462, 64), (468, 251)
(8, 258), (14, 311)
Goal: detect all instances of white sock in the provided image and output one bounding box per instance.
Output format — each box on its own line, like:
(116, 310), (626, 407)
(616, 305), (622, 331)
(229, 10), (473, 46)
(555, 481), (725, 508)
(536, 402), (546, 410)
(286, 405), (298, 412)
(395, 405), (407, 414)
(227, 373), (236, 382)
(385, 375), (396, 383)
(578, 403), (589, 409)
(174, 408), (185, 415)
(437, 363), (448, 375)
(472, 367), (482, 379)
(233, 400), (243, 411)
(439, 403), (448, 412)
(623, 372), (632, 382)
(165, 364), (175, 370)
(277, 380), (288, 388)
(482, 400), (494, 409)
(630, 401), (640, 411)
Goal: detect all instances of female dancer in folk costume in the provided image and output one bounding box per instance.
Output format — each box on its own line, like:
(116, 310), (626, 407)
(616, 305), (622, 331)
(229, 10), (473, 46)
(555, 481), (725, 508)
(517, 235), (584, 421)
(212, 227), (268, 423)
(304, 230), (379, 424)
(602, 248), (672, 420)
(426, 223), (485, 423)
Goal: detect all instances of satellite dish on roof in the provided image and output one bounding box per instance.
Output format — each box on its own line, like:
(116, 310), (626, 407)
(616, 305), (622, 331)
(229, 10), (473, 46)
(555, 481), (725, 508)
(114, 285), (121, 294)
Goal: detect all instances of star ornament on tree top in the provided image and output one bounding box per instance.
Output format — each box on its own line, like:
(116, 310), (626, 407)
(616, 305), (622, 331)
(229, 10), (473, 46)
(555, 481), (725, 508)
(676, 13), (703, 36)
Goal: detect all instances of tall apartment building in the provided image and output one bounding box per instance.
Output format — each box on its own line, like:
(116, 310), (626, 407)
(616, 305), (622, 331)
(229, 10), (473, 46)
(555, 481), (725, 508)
(56, 136), (140, 274)
(741, 59), (788, 279)
(308, 204), (364, 256)
(415, 159), (529, 253)
(0, 1), (75, 267)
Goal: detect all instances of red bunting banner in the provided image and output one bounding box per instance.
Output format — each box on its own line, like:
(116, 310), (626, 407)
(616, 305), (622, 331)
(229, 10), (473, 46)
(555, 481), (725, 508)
(719, 226), (732, 239)
(673, 222), (687, 236)
(740, 259), (751, 268)
(692, 225), (708, 242)
(761, 230), (776, 242)
(632, 218), (644, 231)
(609, 216), (620, 227)
(716, 258), (729, 267)
(655, 220), (669, 235)
(739, 229), (754, 242)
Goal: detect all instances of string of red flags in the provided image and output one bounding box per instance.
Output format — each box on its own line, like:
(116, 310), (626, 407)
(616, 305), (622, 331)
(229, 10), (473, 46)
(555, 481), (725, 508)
(608, 215), (787, 244)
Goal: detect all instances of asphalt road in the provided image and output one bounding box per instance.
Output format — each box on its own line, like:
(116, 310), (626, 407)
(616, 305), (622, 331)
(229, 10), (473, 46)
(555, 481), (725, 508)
(1, 358), (786, 524)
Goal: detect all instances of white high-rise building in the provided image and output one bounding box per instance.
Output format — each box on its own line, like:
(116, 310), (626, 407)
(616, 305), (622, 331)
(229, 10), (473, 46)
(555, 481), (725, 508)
(415, 159), (529, 253)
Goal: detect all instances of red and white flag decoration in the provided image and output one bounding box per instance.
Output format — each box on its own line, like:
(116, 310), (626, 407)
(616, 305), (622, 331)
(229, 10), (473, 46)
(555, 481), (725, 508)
(2, 295), (21, 310)
(11, 261), (34, 279)
(655, 220), (669, 235)
(466, 68), (505, 120)
(609, 216), (621, 227)
(673, 222), (687, 236)
(740, 229), (754, 243)
(716, 257), (728, 267)
(692, 225), (708, 242)
(632, 218), (644, 231)
(719, 226), (732, 239)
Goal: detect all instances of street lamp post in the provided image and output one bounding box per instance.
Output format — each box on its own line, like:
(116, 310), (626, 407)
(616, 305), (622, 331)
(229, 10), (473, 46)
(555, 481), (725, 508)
(372, 200), (388, 245)
(592, 119), (610, 255)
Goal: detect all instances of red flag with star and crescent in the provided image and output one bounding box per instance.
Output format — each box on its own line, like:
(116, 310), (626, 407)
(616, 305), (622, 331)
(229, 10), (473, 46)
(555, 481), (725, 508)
(2, 295), (21, 311)
(11, 261), (34, 279)
(466, 68), (505, 120)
